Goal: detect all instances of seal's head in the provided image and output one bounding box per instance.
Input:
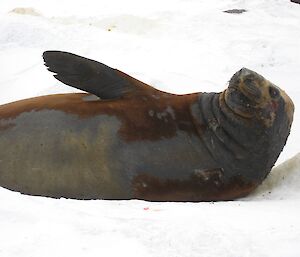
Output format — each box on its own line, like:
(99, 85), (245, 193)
(224, 68), (294, 128)
(221, 68), (294, 178)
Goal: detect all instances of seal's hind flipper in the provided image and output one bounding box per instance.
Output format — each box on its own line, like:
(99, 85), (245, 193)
(43, 51), (156, 99)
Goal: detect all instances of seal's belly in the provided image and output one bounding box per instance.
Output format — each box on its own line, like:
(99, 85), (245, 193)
(0, 109), (217, 200)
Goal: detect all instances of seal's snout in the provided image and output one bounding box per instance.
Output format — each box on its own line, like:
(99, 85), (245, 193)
(238, 67), (254, 76)
(243, 77), (262, 100)
(228, 68), (264, 103)
(232, 67), (259, 81)
(238, 67), (255, 76)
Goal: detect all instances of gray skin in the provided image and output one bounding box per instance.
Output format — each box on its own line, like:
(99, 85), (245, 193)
(0, 52), (294, 201)
(0, 107), (212, 198)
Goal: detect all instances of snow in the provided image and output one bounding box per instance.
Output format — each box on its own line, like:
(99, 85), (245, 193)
(0, 0), (299, 256)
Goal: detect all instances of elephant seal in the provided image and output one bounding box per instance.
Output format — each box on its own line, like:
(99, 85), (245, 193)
(0, 51), (294, 201)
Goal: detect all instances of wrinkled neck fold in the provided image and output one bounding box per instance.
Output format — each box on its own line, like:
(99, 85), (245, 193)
(190, 92), (270, 181)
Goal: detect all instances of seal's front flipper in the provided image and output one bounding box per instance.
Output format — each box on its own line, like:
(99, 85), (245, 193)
(43, 51), (157, 99)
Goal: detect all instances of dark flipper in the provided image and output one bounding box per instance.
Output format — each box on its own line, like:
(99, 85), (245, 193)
(43, 51), (156, 99)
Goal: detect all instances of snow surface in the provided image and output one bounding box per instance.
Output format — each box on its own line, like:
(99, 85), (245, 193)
(0, 0), (299, 256)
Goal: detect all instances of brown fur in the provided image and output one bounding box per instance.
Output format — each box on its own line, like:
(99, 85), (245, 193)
(0, 92), (199, 142)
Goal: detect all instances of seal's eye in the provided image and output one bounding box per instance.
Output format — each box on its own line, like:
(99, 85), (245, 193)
(269, 86), (280, 99)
